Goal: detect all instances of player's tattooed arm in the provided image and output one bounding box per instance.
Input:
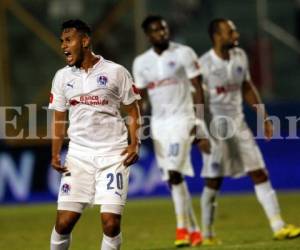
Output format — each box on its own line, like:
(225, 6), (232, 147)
(242, 80), (273, 140)
(121, 101), (141, 167)
(51, 110), (68, 173)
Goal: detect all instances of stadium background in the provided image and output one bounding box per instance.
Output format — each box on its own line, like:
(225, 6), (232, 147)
(0, 0), (299, 204)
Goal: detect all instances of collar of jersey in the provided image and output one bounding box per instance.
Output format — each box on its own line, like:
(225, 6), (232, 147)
(70, 53), (103, 73)
(151, 41), (175, 57)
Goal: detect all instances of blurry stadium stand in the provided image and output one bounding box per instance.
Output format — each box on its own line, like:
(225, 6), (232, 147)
(0, 0), (299, 203)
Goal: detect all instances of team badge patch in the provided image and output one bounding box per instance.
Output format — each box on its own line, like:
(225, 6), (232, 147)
(211, 162), (220, 171)
(236, 66), (243, 74)
(61, 183), (71, 195)
(168, 61), (176, 68)
(97, 75), (108, 86)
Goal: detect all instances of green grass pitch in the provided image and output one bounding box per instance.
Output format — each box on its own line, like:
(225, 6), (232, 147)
(1, 192), (300, 250)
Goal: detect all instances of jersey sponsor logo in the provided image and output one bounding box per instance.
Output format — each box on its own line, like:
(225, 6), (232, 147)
(216, 83), (240, 94)
(97, 75), (108, 86)
(49, 93), (53, 103)
(69, 99), (80, 106)
(61, 183), (71, 195)
(147, 77), (179, 90)
(69, 95), (109, 106)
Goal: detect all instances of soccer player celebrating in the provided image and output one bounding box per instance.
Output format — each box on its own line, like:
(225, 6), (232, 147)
(198, 18), (300, 245)
(132, 15), (210, 247)
(48, 19), (141, 250)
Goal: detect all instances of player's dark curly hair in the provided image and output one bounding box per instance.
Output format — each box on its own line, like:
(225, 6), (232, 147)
(208, 18), (228, 42)
(61, 19), (91, 36)
(141, 15), (165, 33)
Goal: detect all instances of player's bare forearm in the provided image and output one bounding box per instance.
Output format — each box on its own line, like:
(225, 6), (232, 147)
(191, 75), (205, 119)
(242, 80), (273, 140)
(191, 75), (205, 105)
(137, 88), (150, 114)
(51, 111), (68, 172)
(121, 101), (141, 166)
(123, 101), (141, 146)
(242, 80), (268, 118)
(51, 111), (67, 157)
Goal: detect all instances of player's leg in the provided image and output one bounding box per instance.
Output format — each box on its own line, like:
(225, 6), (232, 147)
(249, 169), (300, 239)
(182, 181), (203, 246)
(201, 177), (223, 245)
(100, 205), (123, 250)
(50, 202), (87, 250)
(50, 153), (95, 249)
(168, 170), (191, 247)
(249, 169), (284, 232)
(94, 155), (130, 250)
(238, 119), (300, 239)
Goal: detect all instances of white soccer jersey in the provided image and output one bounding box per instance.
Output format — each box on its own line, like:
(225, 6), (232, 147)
(48, 56), (140, 156)
(132, 42), (201, 123)
(199, 48), (251, 117)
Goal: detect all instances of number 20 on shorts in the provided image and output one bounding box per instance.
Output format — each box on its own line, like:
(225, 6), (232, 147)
(106, 173), (123, 190)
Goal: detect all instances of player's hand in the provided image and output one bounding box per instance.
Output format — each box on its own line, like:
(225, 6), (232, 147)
(121, 143), (139, 167)
(197, 138), (211, 154)
(51, 155), (68, 173)
(264, 120), (273, 141)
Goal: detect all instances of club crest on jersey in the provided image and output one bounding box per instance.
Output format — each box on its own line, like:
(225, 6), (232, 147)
(61, 183), (71, 195)
(168, 61), (176, 68)
(236, 66), (243, 74)
(97, 75), (108, 86)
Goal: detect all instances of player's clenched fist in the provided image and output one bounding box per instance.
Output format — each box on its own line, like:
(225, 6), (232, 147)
(51, 155), (68, 173)
(264, 120), (273, 141)
(121, 143), (140, 167)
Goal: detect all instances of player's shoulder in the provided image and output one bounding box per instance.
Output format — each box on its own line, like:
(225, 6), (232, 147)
(53, 65), (72, 80)
(101, 58), (126, 72)
(171, 42), (195, 54)
(231, 47), (247, 58)
(199, 49), (213, 65)
(133, 48), (153, 65)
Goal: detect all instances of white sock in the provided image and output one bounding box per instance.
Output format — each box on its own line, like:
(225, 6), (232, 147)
(182, 182), (200, 232)
(171, 182), (189, 228)
(101, 233), (122, 250)
(50, 227), (71, 250)
(201, 187), (218, 238)
(254, 181), (285, 232)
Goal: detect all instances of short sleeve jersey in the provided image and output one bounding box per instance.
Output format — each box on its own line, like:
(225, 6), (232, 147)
(48, 56), (140, 155)
(132, 42), (200, 121)
(199, 48), (251, 117)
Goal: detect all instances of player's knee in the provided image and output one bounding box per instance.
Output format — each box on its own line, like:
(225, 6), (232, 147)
(55, 217), (75, 234)
(168, 171), (183, 185)
(248, 169), (268, 184)
(55, 210), (81, 234)
(204, 177), (222, 190)
(102, 214), (121, 237)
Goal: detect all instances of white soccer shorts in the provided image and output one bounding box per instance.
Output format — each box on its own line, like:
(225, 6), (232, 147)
(201, 117), (266, 178)
(57, 152), (130, 206)
(151, 119), (195, 180)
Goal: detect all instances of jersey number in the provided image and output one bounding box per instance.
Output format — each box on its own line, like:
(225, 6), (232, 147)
(106, 173), (123, 190)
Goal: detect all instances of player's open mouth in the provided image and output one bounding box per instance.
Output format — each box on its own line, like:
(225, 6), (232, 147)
(64, 51), (73, 63)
